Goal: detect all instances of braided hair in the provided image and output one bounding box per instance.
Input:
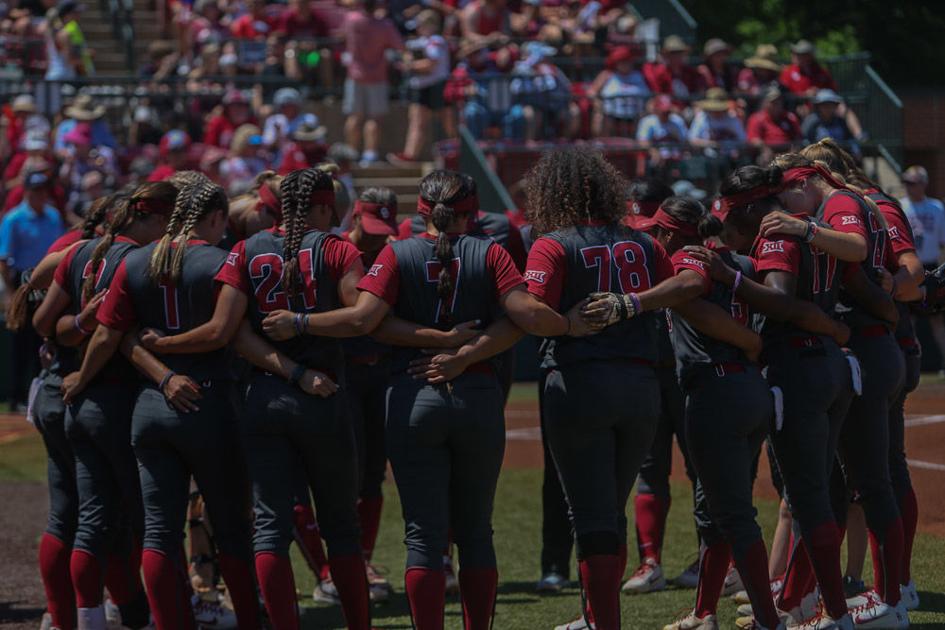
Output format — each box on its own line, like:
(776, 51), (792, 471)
(81, 181), (179, 302)
(148, 171), (228, 283)
(525, 147), (627, 235)
(418, 170), (477, 324)
(80, 191), (124, 239)
(279, 167), (335, 298)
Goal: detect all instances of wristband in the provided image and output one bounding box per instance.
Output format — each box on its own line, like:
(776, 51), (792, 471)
(294, 312), (307, 337)
(733, 270), (743, 294)
(627, 293), (642, 318)
(615, 295), (629, 321)
(288, 364), (306, 387)
(804, 221), (819, 243)
(74, 314), (93, 336)
(159, 370), (175, 393)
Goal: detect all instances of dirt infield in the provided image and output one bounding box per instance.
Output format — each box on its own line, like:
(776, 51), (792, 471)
(503, 380), (945, 537)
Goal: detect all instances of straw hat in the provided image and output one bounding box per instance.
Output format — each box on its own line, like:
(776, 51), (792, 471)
(696, 87), (731, 112)
(65, 94), (105, 121)
(12, 95), (37, 113)
(662, 35), (690, 54)
(745, 44), (781, 72)
(702, 38), (731, 58)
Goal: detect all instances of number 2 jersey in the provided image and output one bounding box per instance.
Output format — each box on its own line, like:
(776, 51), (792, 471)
(96, 240), (231, 383)
(668, 247), (758, 381)
(525, 222), (673, 368)
(357, 233), (524, 374)
(216, 228), (363, 374)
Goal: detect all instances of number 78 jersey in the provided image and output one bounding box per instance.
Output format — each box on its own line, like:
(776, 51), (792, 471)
(526, 223), (674, 368)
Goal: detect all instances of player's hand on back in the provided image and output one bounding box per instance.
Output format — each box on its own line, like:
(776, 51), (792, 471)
(832, 320), (851, 347)
(408, 348), (469, 384)
(570, 296), (610, 334)
(435, 320), (481, 347)
(262, 309), (299, 341)
(759, 211), (807, 239)
(139, 327), (167, 352)
(299, 370), (339, 398)
(682, 246), (738, 285)
(162, 375), (202, 413)
(61, 371), (85, 405)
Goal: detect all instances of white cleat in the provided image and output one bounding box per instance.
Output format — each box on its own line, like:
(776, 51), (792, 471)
(848, 598), (901, 629)
(662, 610), (719, 630)
(893, 600), (910, 629)
(899, 582), (919, 611)
(553, 615), (593, 630)
(622, 558), (667, 594)
(781, 588), (822, 626)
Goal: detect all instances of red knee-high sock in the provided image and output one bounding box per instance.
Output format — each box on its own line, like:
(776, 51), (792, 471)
(142, 549), (196, 630)
(694, 542), (732, 618)
(579, 555), (621, 630)
(778, 540), (815, 612)
(104, 541), (144, 606)
(255, 552), (300, 630)
(805, 521), (846, 619)
(735, 539), (780, 630)
(329, 554), (371, 630)
(357, 496), (384, 561)
(218, 553), (261, 630)
(39, 534), (76, 630)
(899, 488), (918, 584)
(459, 567), (498, 630)
(405, 567), (446, 630)
(292, 504), (330, 581)
(868, 518), (904, 606)
(70, 549), (104, 608)
(634, 494), (669, 563)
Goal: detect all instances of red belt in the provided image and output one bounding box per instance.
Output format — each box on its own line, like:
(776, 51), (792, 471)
(789, 335), (824, 348)
(856, 324), (889, 338)
(713, 362), (746, 377)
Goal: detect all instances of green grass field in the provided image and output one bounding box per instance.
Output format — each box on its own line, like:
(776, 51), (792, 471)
(3, 428), (944, 629)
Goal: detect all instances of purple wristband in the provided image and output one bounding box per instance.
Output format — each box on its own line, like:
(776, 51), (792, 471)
(628, 292), (642, 317)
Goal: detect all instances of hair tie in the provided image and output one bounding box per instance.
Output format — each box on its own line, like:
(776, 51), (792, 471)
(417, 194), (479, 217)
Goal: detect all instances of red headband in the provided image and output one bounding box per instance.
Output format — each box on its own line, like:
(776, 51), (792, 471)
(643, 208), (700, 237)
(711, 186), (778, 222)
(310, 188), (336, 207)
(626, 199), (660, 218)
(256, 184), (282, 221)
(135, 198), (175, 216)
(417, 194), (479, 217)
(781, 164), (848, 192)
(354, 199), (398, 216)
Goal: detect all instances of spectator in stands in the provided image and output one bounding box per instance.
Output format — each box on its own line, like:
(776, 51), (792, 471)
(230, 0), (276, 40)
(200, 146), (228, 186)
(278, 0), (329, 39)
(184, 0), (227, 58)
(737, 44), (782, 97)
(203, 89), (256, 148)
(688, 87), (745, 153)
(4, 95), (49, 156)
(54, 94), (116, 152)
(45, 0), (93, 79)
(389, 9), (451, 165)
(70, 169), (105, 216)
(278, 122), (328, 174)
(2, 158), (69, 216)
(461, 40), (528, 141)
(140, 40), (180, 81)
(801, 88), (860, 155)
(746, 86), (801, 156)
(511, 0), (546, 39)
(461, 0), (511, 40)
(642, 35), (705, 101)
(697, 38), (738, 93)
(262, 87), (319, 151)
(148, 130), (192, 182)
(636, 94), (687, 168)
(278, 0), (333, 87)
(59, 121), (116, 212)
(780, 39), (836, 97)
(341, 0), (404, 167)
(3, 129), (52, 192)
(220, 123), (266, 195)
(588, 45), (651, 137)
(0, 169), (63, 410)
(511, 41), (577, 141)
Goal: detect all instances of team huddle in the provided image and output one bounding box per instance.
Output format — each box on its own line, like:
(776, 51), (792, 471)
(9, 138), (942, 630)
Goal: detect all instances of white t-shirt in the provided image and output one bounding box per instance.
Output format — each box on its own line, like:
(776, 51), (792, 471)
(407, 35), (450, 89)
(900, 195), (945, 265)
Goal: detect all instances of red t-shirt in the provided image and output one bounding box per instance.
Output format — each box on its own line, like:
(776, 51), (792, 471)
(879, 204), (916, 259)
(96, 259), (134, 330)
(671, 249), (712, 294)
(46, 229), (84, 255)
(230, 13), (276, 39)
(278, 6), (329, 38)
(356, 236), (523, 306)
(203, 115), (257, 149)
(752, 237), (801, 276)
(746, 110), (802, 145)
(215, 233), (362, 295)
(642, 63), (705, 98)
(821, 193), (868, 239)
(525, 235), (674, 309)
(779, 63), (836, 95)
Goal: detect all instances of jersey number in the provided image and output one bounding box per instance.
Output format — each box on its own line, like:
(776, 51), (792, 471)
(424, 258), (461, 323)
(249, 250), (318, 313)
(580, 241), (651, 293)
(158, 280), (180, 330)
(868, 213), (888, 271)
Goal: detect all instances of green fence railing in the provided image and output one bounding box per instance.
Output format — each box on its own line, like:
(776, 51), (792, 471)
(458, 125), (516, 214)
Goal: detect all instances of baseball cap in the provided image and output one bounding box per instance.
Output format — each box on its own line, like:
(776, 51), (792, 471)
(813, 89), (843, 105)
(791, 39), (815, 55)
(703, 38), (731, 57)
(159, 129), (191, 156)
(24, 171), (50, 190)
(24, 130), (49, 152)
(672, 180), (707, 201)
(273, 87), (302, 108)
(902, 165), (929, 185)
(12, 94), (36, 113)
(354, 199), (399, 236)
(762, 86), (784, 103)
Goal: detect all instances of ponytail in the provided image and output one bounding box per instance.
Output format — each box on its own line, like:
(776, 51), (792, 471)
(5, 279), (34, 331)
(80, 192), (121, 240)
(279, 167), (334, 298)
(431, 202), (456, 320)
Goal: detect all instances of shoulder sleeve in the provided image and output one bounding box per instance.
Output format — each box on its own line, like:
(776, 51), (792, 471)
(323, 237), (363, 280)
(214, 240), (252, 294)
(96, 259), (137, 331)
(651, 239), (675, 283)
(503, 223), (528, 272)
(397, 218), (414, 241)
(525, 237), (566, 309)
(670, 249), (711, 294)
(753, 238), (801, 275)
(53, 242), (80, 288)
(882, 206), (916, 256)
(486, 243), (525, 299)
(822, 194), (868, 238)
(356, 243), (399, 306)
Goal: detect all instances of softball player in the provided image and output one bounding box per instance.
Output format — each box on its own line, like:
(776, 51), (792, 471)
(802, 140), (927, 610)
(61, 174), (261, 630)
(766, 153), (907, 627)
(33, 182), (179, 629)
(141, 167), (371, 630)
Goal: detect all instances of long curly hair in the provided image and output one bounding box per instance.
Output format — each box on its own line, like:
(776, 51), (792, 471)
(279, 167), (335, 298)
(525, 147), (628, 235)
(148, 171), (228, 283)
(418, 170), (477, 325)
